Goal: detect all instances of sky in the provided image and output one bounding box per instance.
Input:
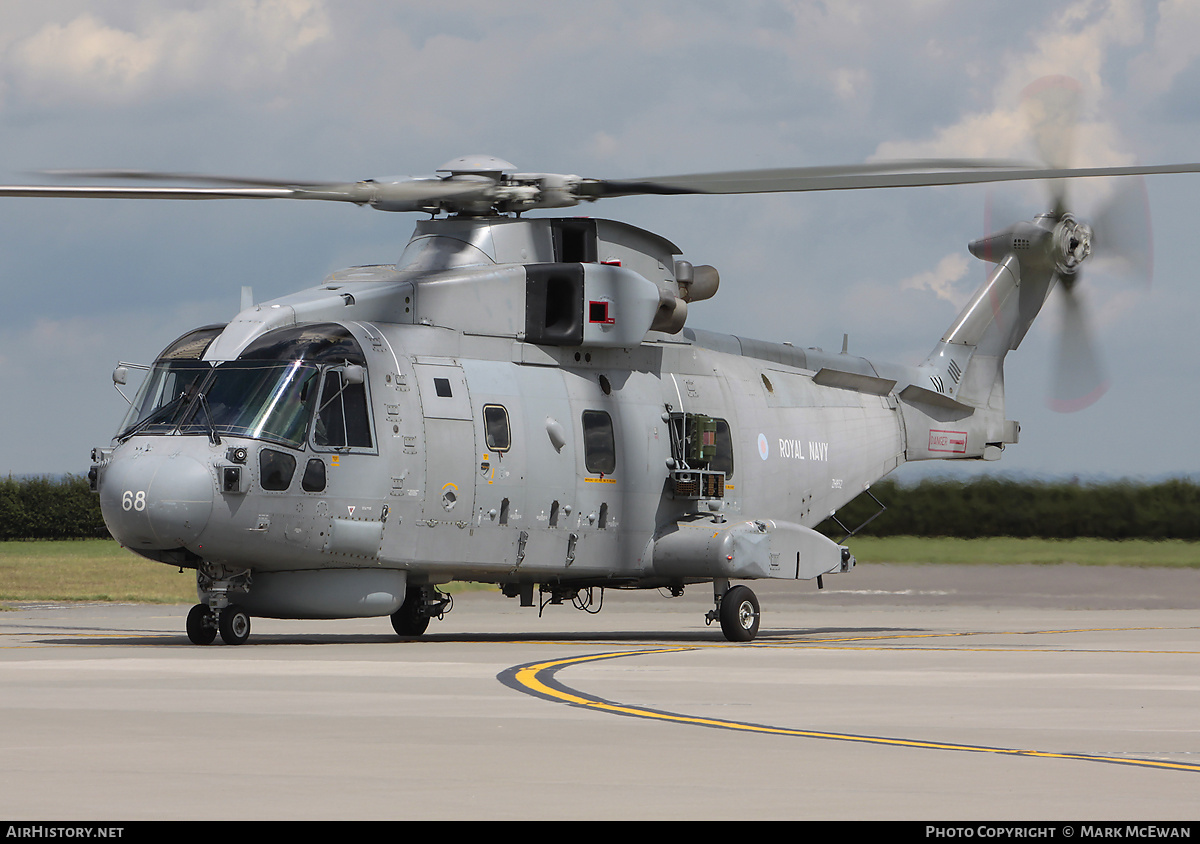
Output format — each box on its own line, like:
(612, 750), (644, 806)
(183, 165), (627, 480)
(0, 0), (1198, 483)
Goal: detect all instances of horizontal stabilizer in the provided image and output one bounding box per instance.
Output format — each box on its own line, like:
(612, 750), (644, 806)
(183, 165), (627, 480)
(898, 383), (974, 414)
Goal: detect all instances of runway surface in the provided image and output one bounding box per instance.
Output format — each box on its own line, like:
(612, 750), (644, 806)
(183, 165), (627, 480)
(2, 563), (1199, 820)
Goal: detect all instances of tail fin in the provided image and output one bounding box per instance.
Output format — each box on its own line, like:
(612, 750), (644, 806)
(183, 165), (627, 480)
(904, 217), (1062, 460)
(922, 217), (1063, 402)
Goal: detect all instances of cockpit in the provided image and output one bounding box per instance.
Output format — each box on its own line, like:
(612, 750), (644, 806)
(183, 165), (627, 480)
(117, 323), (373, 452)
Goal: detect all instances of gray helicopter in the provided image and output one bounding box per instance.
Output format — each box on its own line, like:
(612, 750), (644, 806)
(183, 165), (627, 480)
(6, 119), (1196, 644)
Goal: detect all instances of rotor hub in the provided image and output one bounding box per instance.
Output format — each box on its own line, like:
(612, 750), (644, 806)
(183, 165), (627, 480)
(435, 155), (517, 177)
(1054, 214), (1093, 276)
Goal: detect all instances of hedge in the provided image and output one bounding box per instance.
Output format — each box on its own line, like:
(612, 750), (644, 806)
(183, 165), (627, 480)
(816, 477), (1200, 540)
(0, 475), (110, 540)
(2, 474), (1199, 541)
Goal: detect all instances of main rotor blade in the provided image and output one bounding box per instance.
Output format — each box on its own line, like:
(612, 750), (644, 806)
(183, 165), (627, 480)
(38, 169), (325, 187)
(591, 161), (1200, 198)
(0, 177), (492, 205)
(0, 185), (294, 200)
(8, 154), (1200, 211)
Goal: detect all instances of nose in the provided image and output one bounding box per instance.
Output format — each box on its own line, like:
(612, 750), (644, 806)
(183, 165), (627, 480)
(100, 450), (214, 550)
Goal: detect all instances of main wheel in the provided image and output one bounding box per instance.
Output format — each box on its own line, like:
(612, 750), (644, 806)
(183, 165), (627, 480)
(390, 589), (430, 637)
(186, 604), (217, 645)
(719, 585), (760, 642)
(218, 605), (251, 645)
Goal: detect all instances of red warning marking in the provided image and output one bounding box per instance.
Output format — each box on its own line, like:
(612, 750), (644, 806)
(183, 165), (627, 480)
(929, 429), (967, 454)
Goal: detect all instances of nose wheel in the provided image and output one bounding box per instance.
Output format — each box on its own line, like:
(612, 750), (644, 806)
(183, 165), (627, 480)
(185, 603), (251, 645)
(186, 604), (217, 645)
(218, 605), (252, 645)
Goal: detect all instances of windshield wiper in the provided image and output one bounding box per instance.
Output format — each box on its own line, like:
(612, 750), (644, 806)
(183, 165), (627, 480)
(197, 394), (222, 445)
(117, 393), (188, 442)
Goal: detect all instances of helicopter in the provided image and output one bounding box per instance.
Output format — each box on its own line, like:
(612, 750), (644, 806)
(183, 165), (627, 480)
(7, 95), (1197, 644)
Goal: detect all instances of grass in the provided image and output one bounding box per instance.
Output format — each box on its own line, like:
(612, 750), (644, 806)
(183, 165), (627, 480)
(0, 536), (1197, 606)
(0, 539), (500, 606)
(0, 539), (197, 604)
(845, 536), (1200, 567)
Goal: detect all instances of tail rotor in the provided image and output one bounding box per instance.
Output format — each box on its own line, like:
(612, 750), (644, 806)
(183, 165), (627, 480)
(1017, 77), (1153, 413)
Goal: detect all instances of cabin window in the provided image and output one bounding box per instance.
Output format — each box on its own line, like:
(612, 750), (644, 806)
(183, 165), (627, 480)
(483, 404), (511, 452)
(582, 410), (616, 475)
(301, 458), (326, 492)
(260, 449), (297, 491)
(313, 367), (373, 450)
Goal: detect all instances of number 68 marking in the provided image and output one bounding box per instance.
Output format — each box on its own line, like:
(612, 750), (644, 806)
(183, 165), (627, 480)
(121, 490), (147, 512)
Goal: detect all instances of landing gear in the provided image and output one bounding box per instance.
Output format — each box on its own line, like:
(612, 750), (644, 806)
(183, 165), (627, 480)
(187, 602), (251, 645)
(391, 589), (430, 636)
(707, 582), (760, 642)
(391, 585), (452, 637)
(186, 604), (217, 645)
(218, 605), (251, 645)
(191, 564), (254, 644)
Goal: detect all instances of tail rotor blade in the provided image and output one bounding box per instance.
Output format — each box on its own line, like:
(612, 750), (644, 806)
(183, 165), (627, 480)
(1022, 75), (1082, 218)
(1048, 280), (1109, 412)
(1090, 176), (1154, 287)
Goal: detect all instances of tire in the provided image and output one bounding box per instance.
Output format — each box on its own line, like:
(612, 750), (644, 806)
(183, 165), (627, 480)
(186, 604), (217, 645)
(719, 585), (760, 642)
(218, 605), (252, 645)
(391, 589), (430, 637)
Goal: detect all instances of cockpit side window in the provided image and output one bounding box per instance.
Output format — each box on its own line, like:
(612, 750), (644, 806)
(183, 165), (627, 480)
(116, 325), (226, 438)
(118, 361), (211, 437)
(313, 368), (373, 450)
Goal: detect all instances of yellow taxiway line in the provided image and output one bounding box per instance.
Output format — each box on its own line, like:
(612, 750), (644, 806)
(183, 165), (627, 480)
(501, 644), (1200, 775)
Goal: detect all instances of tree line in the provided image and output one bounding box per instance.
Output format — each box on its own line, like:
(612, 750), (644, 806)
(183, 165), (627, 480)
(0, 475), (108, 540)
(816, 477), (1200, 540)
(1, 474), (1199, 541)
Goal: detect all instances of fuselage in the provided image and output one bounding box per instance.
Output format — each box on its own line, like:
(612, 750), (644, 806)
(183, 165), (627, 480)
(96, 317), (905, 585)
(89, 213), (1026, 627)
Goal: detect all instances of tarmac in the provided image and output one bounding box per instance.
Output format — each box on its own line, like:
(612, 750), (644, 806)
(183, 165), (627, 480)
(2, 562), (1199, 821)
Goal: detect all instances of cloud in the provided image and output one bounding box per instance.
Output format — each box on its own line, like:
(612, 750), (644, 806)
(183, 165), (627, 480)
(0, 1), (1196, 481)
(4, 1), (331, 107)
(900, 252), (972, 307)
(1129, 0), (1200, 95)
(0, 299), (231, 476)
